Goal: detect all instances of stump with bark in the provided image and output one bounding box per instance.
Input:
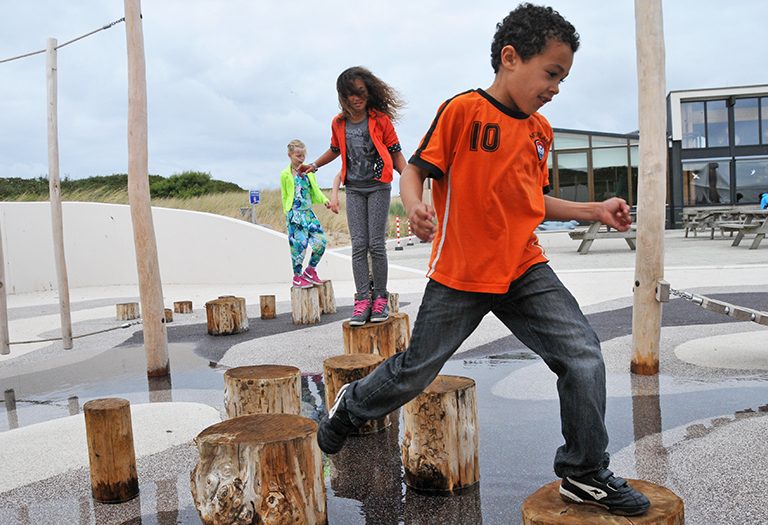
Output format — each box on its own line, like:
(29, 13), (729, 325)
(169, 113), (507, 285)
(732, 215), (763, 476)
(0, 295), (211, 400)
(342, 312), (410, 358)
(190, 414), (327, 525)
(205, 296), (249, 335)
(173, 300), (193, 314)
(116, 302), (140, 321)
(521, 479), (684, 524)
(163, 308), (173, 323)
(259, 295), (276, 320)
(317, 280), (336, 314)
(323, 354), (391, 435)
(224, 365), (301, 418)
(402, 375), (479, 495)
(388, 292), (399, 313)
(291, 286), (320, 325)
(83, 398), (139, 503)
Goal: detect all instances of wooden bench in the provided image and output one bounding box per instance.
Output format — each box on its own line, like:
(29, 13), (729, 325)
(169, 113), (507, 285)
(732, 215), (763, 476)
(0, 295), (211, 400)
(568, 222), (636, 254)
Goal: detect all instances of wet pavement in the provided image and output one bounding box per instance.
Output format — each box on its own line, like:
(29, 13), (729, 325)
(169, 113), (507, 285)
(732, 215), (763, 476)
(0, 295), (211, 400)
(1, 229), (767, 524)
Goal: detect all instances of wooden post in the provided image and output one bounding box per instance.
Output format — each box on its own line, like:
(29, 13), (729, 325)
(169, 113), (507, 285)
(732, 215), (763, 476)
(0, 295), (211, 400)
(0, 221), (9, 355)
(323, 354), (391, 435)
(46, 37), (73, 350)
(402, 375), (479, 495)
(124, 0), (169, 378)
(173, 300), (192, 314)
(342, 312), (410, 358)
(631, 0), (667, 375)
(223, 365), (302, 418)
(521, 479), (683, 524)
(317, 280), (336, 314)
(116, 302), (140, 321)
(83, 398), (139, 503)
(388, 292), (399, 314)
(163, 308), (173, 323)
(290, 286), (320, 325)
(259, 295), (276, 319)
(205, 297), (248, 335)
(190, 414), (327, 525)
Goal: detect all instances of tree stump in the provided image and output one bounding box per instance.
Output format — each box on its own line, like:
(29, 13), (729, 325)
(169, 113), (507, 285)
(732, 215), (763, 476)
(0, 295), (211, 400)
(116, 302), (140, 321)
(260, 295), (276, 320)
(342, 312), (410, 358)
(323, 354), (391, 435)
(388, 292), (399, 313)
(163, 308), (173, 323)
(290, 286), (320, 325)
(402, 375), (479, 495)
(190, 414), (327, 525)
(224, 365), (301, 418)
(83, 398), (139, 503)
(205, 296), (249, 335)
(316, 280), (336, 314)
(521, 479), (684, 524)
(173, 300), (193, 314)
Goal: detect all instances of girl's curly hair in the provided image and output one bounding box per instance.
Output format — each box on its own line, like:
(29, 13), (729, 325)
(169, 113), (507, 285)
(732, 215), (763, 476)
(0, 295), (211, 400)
(336, 66), (405, 121)
(490, 3), (580, 72)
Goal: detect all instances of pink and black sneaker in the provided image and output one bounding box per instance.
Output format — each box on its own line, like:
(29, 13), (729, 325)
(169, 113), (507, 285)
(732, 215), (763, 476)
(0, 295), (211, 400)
(349, 293), (371, 326)
(370, 292), (389, 322)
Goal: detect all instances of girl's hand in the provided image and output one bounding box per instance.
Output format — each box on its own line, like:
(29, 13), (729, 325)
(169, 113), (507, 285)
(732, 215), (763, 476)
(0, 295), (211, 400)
(408, 202), (437, 242)
(326, 200), (340, 214)
(298, 162), (317, 174)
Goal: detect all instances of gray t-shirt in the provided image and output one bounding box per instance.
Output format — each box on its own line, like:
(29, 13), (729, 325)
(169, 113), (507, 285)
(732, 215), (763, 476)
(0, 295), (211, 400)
(345, 117), (390, 191)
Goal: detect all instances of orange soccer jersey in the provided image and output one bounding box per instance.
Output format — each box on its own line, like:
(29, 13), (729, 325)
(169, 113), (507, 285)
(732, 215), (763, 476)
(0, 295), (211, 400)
(410, 89), (552, 293)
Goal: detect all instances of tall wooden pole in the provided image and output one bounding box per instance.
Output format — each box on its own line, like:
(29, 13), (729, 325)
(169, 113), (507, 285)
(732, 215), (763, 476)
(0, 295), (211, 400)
(124, 0), (169, 377)
(46, 37), (73, 350)
(0, 222), (9, 355)
(631, 0), (667, 375)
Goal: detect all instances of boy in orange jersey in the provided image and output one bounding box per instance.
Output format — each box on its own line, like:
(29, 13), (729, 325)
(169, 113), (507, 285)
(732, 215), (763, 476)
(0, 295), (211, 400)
(317, 3), (650, 516)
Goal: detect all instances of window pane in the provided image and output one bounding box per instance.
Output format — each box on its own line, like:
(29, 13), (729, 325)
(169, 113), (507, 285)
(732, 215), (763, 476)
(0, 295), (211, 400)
(591, 135), (628, 148)
(682, 159), (731, 206)
(557, 152), (589, 201)
(681, 101), (705, 148)
(592, 148), (629, 201)
(762, 97), (768, 144)
(706, 100), (729, 147)
(735, 158), (768, 204)
(630, 146), (638, 206)
(734, 98), (760, 146)
(553, 132), (589, 150)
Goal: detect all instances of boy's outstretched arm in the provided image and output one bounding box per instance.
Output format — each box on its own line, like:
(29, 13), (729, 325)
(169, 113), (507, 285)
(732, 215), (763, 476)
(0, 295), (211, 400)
(544, 195), (632, 231)
(400, 164), (436, 242)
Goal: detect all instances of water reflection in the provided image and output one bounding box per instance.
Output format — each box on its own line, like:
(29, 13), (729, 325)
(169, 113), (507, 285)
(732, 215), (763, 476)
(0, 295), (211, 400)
(630, 373), (669, 483)
(68, 395), (80, 416)
(404, 485), (483, 525)
(5, 388), (19, 429)
(147, 375), (173, 403)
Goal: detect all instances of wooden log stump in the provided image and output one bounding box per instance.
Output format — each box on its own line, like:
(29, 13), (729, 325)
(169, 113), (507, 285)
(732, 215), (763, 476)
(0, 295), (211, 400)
(317, 280), (336, 314)
(291, 286), (320, 325)
(205, 296), (249, 335)
(388, 292), (399, 314)
(83, 398), (139, 503)
(190, 414), (327, 525)
(260, 295), (276, 320)
(224, 365), (301, 418)
(173, 300), (193, 314)
(342, 312), (410, 358)
(163, 308), (173, 323)
(116, 302), (140, 321)
(402, 375), (479, 495)
(521, 479), (684, 524)
(323, 354), (391, 435)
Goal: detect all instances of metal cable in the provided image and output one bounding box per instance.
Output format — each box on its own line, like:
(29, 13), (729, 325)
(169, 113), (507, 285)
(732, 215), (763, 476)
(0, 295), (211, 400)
(9, 320), (141, 346)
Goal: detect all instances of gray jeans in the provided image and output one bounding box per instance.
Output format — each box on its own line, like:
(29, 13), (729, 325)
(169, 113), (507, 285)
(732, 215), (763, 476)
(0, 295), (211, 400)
(343, 263), (609, 478)
(345, 187), (391, 295)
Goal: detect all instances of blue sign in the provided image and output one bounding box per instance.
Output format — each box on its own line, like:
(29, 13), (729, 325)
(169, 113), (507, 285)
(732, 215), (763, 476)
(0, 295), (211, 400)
(249, 189), (260, 205)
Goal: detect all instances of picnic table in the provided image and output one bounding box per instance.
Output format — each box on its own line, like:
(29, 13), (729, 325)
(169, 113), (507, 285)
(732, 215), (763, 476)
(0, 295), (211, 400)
(568, 221), (637, 254)
(682, 207), (741, 239)
(717, 209), (768, 249)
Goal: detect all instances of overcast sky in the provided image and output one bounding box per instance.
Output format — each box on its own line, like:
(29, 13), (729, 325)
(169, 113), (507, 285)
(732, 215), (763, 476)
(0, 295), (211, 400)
(1, 1), (766, 192)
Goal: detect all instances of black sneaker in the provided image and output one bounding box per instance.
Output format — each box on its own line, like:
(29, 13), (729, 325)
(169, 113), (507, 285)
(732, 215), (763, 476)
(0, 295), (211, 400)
(317, 384), (358, 454)
(369, 292), (389, 322)
(559, 468), (650, 516)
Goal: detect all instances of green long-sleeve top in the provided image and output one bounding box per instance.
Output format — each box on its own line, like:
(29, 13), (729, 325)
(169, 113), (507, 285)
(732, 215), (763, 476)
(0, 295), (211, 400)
(279, 164), (329, 214)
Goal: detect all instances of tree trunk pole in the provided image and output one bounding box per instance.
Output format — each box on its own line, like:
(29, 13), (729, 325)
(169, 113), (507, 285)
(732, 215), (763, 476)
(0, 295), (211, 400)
(46, 37), (73, 350)
(631, 0), (667, 375)
(0, 221), (9, 355)
(124, 0), (169, 377)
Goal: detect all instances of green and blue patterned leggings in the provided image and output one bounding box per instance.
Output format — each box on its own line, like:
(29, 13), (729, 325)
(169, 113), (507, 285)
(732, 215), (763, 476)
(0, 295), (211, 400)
(287, 209), (327, 275)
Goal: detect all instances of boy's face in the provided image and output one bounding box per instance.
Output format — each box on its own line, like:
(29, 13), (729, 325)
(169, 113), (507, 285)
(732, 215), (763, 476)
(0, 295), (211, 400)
(495, 39), (574, 115)
(288, 147), (306, 168)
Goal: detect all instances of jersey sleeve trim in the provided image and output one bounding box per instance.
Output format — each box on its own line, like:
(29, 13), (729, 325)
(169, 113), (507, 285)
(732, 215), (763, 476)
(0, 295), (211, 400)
(409, 156), (445, 180)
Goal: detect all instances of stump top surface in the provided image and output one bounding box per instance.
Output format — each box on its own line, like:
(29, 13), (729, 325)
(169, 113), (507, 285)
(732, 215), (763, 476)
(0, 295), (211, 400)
(324, 353), (385, 369)
(224, 364), (300, 380)
(425, 374), (476, 395)
(341, 311), (407, 329)
(83, 398), (130, 411)
(522, 479), (683, 524)
(197, 414), (317, 443)
(205, 296), (242, 306)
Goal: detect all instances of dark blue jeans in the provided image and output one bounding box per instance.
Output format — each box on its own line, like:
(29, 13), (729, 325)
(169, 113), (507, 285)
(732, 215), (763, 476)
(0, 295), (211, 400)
(344, 262), (609, 478)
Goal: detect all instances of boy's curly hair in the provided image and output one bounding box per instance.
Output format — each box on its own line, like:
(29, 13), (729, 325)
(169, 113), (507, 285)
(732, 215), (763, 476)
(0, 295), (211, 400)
(336, 66), (405, 122)
(490, 3), (580, 73)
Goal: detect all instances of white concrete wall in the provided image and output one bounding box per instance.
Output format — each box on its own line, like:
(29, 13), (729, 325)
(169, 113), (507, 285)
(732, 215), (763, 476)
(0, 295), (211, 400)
(0, 201), (419, 294)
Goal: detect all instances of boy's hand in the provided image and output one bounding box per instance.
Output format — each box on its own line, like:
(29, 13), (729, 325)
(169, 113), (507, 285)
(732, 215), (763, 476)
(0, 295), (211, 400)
(408, 202), (437, 242)
(597, 197), (632, 231)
